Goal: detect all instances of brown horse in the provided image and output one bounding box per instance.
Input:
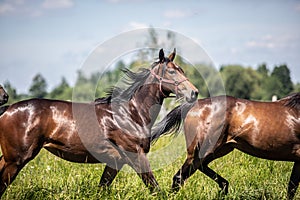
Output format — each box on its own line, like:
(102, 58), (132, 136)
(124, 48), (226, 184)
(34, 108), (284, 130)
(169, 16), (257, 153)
(0, 85), (8, 106)
(152, 93), (300, 199)
(0, 49), (198, 197)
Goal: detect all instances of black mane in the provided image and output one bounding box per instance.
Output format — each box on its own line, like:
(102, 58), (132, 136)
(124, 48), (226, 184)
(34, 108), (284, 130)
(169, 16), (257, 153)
(95, 68), (151, 104)
(280, 92), (300, 110)
(0, 105), (9, 116)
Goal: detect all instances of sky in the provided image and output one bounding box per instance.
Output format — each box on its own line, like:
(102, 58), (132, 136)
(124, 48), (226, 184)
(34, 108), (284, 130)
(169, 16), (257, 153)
(0, 0), (300, 93)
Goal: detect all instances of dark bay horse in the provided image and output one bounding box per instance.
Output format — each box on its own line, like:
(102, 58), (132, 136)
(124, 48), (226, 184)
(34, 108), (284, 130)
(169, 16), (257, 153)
(0, 85), (8, 106)
(152, 93), (300, 199)
(0, 49), (198, 197)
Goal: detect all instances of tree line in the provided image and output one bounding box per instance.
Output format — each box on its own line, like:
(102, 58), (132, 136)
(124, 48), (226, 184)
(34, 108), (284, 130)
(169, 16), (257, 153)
(3, 59), (299, 105)
(4, 28), (299, 104)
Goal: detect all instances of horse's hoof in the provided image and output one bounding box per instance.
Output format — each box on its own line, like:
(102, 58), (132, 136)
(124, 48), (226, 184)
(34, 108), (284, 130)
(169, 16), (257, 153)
(171, 183), (181, 193)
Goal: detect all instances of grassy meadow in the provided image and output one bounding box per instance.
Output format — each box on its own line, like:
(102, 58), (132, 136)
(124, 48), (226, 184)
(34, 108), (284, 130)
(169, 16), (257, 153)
(2, 135), (299, 200)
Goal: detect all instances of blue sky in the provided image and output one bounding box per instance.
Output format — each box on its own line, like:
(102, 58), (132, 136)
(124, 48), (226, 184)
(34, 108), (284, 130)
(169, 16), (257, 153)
(0, 0), (300, 93)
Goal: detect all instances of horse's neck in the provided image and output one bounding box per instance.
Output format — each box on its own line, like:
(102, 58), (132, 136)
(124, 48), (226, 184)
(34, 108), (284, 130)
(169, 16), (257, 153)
(130, 84), (164, 128)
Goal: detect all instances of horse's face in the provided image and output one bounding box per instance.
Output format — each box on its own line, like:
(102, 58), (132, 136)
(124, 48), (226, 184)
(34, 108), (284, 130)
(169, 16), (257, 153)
(0, 85), (9, 105)
(152, 49), (198, 103)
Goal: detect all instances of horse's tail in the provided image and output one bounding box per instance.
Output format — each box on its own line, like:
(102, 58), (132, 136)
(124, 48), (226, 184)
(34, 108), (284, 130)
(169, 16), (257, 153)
(151, 102), (195, 143)
(0, 105), (9, 116)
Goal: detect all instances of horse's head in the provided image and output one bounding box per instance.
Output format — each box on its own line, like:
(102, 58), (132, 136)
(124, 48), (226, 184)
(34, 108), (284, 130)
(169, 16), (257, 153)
(0, 85), (9, 105)
(150, 49), (198, 103)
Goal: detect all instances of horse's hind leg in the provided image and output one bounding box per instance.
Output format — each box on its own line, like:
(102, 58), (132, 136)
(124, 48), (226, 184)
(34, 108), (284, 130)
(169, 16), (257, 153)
(199, 164), (229, 194)
(0, 161), (23, 197)
(99, 164), (124, 187)
(288, 162), (300, 200)
(172, 144), (233, 193)
(172, 154), (200, 191)
(0, 141), (43, 197)
(198, 145), (234, 194)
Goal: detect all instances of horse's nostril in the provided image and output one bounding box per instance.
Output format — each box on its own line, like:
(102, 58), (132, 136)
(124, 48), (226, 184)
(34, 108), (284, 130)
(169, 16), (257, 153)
(191, 90), (198, 101)
(194, 91), (198, 98)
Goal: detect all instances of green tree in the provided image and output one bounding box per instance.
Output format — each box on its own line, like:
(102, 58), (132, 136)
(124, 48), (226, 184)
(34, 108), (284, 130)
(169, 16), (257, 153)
(73, 70), (94, 101)
(48, 77), (72, 100)
(3, 81), (19, 103)
(269, 64), (293, 98)
(29, 73), (48, 98)
(244, 67), (263, 100)
(294, 83), (300, 93)
(257, 63), (269, 77)
(220, 65), (254, 99)
(255, 63), (270, 100)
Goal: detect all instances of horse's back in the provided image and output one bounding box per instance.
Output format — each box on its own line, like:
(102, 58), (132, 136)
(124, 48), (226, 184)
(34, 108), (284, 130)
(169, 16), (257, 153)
(0, 98), (73, 138)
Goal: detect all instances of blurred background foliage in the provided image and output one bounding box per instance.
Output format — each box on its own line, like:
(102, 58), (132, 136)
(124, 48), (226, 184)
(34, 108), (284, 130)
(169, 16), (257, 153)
(3, 28), (299, 105)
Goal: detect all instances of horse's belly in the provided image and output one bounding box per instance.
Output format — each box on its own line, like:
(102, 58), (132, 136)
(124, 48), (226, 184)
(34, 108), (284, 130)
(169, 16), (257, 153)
(44, 142), (122, 164)
(233, 140), (300, 161)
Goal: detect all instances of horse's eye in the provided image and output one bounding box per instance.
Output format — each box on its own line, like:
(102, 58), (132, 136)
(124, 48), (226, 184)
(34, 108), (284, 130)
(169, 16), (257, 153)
(168, 69), (176, 74)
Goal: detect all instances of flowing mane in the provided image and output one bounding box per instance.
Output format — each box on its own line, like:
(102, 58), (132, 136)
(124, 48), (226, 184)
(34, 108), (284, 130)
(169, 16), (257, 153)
(278, 92), (300, 110)
(0, 105), (9, 116)
(95, 67), (151, 104)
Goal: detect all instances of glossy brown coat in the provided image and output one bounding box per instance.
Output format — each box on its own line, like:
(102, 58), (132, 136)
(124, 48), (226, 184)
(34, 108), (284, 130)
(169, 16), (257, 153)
(0, 49), (198, 197)
(152, 94), (300, 199)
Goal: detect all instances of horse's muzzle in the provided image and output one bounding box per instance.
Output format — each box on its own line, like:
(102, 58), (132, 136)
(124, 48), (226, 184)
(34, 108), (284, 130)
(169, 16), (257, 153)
(1, 94), (9, 104)
(187, 90), (198, 103)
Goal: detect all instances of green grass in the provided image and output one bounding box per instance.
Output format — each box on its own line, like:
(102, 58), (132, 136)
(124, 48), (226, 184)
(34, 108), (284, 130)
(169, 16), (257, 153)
(2, 136), (299, 199)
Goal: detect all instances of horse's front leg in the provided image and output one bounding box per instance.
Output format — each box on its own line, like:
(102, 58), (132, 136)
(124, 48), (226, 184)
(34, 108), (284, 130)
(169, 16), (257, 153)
(125, 151), (159, 192)
(288, 162), (300, 200)
(99, 164), (124, 187)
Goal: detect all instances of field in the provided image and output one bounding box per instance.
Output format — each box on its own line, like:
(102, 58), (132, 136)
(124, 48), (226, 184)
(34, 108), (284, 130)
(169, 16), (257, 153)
(2, 135), (299, 200)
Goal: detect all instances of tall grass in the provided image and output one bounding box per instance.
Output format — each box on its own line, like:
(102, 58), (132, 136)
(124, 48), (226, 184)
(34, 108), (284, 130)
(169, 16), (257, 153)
(2, 136), (299, 199)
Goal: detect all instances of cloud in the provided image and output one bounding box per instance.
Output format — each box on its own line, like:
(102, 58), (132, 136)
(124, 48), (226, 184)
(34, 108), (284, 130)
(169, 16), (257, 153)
(245, 34), (300, 52)
(0, 0), (74, 16)
(42, 0), (74, 9)
(164, 10), (189, 19)
(0, 3), (14, 15)
(246, 35), (276, 49)
(295, 3), (300, 12)
(0, 0), (24, 15)
(128, 21), (149, 29)
(121, 21), (149, 32)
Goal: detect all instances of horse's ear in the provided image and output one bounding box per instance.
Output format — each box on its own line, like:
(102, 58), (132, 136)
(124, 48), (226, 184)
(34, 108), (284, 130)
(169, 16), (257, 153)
(168, 48), (176, 61)
(159, 49), (165, 63)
